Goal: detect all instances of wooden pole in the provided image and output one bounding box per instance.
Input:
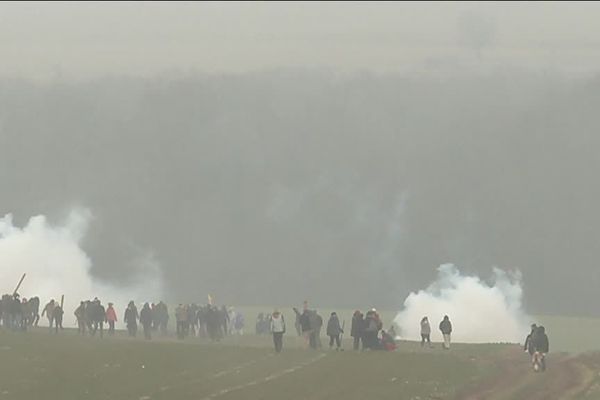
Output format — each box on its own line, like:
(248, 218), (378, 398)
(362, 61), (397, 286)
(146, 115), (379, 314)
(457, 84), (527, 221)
(13, 273), (26, 296)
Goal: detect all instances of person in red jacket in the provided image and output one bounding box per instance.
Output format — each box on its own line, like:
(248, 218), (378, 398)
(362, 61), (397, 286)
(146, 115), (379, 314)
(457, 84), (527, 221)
(105, 303), (117, 336)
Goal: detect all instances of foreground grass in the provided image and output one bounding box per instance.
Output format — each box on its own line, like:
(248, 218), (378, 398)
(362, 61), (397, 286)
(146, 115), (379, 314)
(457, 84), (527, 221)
(0, 329), (504, 400)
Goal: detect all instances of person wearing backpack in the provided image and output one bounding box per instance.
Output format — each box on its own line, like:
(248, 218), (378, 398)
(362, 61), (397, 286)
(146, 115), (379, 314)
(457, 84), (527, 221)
(270, 310), (286, 353)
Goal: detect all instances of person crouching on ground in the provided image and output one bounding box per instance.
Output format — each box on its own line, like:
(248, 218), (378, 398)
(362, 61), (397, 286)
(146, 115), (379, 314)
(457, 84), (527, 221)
(270, 310), (286, 353)
(439, 315), (452, 350)
(327, 312), (343, 351)
(381, 330), (397, 351)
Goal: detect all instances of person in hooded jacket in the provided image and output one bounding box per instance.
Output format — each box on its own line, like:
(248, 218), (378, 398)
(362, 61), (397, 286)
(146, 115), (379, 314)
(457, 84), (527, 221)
(140, 303), (153, 340)
(439, 315), (452, 350)
(270, 310), (286, 353)
(327, 312), (344, 350)
(351, 310), (364, 351)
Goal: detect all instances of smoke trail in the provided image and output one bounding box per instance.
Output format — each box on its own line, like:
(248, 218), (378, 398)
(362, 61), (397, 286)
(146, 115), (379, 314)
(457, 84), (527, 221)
(0, 209), (163, 324)
(394, 264), (530, 343)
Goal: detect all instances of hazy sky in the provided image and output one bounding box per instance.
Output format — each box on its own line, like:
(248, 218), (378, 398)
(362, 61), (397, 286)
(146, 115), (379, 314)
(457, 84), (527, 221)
(2, 2), (600, 79)
(3, 2), (600, 315)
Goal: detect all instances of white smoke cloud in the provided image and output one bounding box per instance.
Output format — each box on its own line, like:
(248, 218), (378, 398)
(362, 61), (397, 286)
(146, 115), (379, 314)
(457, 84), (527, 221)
(0, 209), (164, 325)
(394, 264), (530, 343)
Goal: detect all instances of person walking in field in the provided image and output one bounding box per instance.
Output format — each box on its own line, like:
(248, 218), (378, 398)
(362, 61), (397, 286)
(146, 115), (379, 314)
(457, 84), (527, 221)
(175, 304), (188, 340)
(314, 311), (324, 349)
(140, 303), (153, 340)
(326, 312), (344, 351)
(294, 306), (313, 350)
(155, 301), (169, 336)
(106, 303), (117, 336)
(41, 299), (56, 331)
(351, 310), (364, 351)
(51, 303), (64, 333)
(74, 301), (87, 335)
(124, 301), (139, 337)
(270, 310), (286, 353)
(89, 298), (106, 338)
(439, 315), (452, 350)
(420, 316), (432, 347)
(524, 323), (537, 355)
(531, 325), (549, 371)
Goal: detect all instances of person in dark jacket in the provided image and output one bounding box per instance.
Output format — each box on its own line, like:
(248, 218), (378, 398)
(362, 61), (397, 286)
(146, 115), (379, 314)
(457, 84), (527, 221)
(363, 309), (381, 350)
(532, 326), (549, 371)
(155, 301), (169, 336)
(351, 310), (364, 351)
(140, 303), (153, 340)
(326, 312), (344, 350)
(439, 315), (452, 350)
(51, 304), (64, 334)
(294, 307), (313, 349)
(124, 301), (139, 337)
(532, 326), (549, 353)
(524, 324), (538, 355)
(90, 299), (106, 338)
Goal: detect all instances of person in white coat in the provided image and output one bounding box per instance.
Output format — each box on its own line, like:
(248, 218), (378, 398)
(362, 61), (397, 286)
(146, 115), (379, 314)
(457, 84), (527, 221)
(270, 310), (286, 353)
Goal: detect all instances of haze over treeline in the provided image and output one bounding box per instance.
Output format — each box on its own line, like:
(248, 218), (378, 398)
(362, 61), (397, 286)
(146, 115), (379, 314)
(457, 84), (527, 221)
(1, 69), (599, 315)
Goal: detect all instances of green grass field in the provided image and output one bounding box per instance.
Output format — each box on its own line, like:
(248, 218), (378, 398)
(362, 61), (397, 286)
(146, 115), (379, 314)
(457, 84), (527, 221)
(0, 328), (501, 400)
(3, 312), (600, 400)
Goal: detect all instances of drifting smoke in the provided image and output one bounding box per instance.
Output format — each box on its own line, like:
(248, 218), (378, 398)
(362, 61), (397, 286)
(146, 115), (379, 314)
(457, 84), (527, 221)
(0, 209), (164, 324)
(394, 264), (530, 343)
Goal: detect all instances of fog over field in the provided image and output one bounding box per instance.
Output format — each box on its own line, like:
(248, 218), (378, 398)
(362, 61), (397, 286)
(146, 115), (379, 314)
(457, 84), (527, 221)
(1, 2), (600, 319)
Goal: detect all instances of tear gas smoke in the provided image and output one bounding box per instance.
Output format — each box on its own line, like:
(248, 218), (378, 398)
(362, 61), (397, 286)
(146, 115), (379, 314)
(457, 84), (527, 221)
(394, 264), (530, 343)
(0, 209), (163, 323)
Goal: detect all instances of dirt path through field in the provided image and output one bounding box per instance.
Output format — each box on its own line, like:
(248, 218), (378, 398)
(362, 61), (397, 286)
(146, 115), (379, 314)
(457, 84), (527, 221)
(459, 347), (597, 400)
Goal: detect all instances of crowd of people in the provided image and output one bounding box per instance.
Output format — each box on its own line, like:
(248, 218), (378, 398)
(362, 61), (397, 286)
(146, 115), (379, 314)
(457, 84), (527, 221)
(0, 293), (247, 343)
(0, 294), (63, 333)
(286, 302), (398, 353)
(1, 292), (549, 371)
